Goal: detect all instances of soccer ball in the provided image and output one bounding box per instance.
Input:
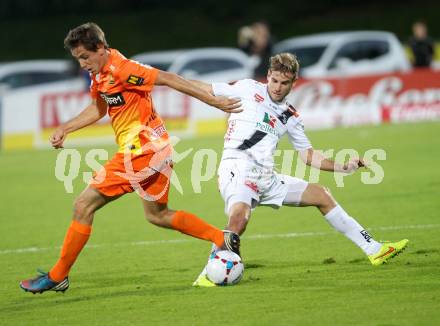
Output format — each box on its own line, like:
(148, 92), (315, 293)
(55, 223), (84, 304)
(206, 250), (244, 285)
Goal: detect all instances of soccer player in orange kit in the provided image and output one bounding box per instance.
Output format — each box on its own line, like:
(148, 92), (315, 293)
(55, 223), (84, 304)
(20, 22), (242, 294)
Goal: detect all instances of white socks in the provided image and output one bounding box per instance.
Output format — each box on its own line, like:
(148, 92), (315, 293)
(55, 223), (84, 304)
(325, 205), (382, 255)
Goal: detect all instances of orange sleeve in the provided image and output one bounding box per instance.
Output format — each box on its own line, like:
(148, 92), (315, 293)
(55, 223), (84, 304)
(117, 60), (159, 92)
(89, 74), (98, 99)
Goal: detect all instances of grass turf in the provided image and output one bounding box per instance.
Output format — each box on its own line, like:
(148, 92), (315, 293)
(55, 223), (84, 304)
(1, 121), (440, 325)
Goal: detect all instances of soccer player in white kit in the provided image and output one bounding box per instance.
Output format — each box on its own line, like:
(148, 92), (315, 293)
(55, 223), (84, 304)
(192, 53), (408, 287)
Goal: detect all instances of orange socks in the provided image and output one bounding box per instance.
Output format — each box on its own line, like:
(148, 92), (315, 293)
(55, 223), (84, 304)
(49, 213), (222, 282)
(171, 210), (224, 247)
(49, 220), (92, 282)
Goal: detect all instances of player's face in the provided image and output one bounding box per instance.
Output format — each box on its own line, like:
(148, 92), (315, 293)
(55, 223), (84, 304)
(266, 70), (295, 102)
(71, 45), (108, 74)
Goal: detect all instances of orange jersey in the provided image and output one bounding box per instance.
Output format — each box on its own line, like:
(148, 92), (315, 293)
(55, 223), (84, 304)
(90, 48), (169, 154)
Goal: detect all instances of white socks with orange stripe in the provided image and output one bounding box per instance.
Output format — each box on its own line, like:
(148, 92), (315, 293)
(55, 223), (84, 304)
(325, 205), (382, 255)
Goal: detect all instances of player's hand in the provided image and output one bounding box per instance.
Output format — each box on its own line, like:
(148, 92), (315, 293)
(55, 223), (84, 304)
(343, 157), (367, 173)
(50, 127), (67, 149)
(210, 96), (242, 113)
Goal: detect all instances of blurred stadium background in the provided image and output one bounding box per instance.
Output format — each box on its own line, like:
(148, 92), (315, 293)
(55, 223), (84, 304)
(1, 1), (439, 325)
(1, 0), (440, 150)
(0, 0), (439, 60)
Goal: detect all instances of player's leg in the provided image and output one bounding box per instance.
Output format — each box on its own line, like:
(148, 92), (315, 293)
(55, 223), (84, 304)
(226, 202), (252, 236)
(192, 201), (250, 287)
(194, 159), (258, 286)
(137, 150), (240, 253)
(284, 181), (408, 264)
(49, 187), (119, 280)
(215, 159), (257, 246)
(20, 153), (129, 294)
(193, 189), (254, 286)
(20, 186), (119, 293)
(141, 195), (240, 254)
(192, 177), (253, 287)
(297, 183), (382, 255)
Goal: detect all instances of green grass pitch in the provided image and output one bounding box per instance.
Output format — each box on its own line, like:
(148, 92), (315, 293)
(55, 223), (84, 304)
(1, 121), (440, 325)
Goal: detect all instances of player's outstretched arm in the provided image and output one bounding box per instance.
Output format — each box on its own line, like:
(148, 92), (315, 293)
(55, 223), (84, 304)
(188, 79), (214, 95)
(50, 97), (107, 149)
(155, 70), (242, 113)
(299, 148), (366, 173)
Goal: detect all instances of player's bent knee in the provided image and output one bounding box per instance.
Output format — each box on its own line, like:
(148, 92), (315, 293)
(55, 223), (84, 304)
(322, 186), (336, 204)
(144, 211), (160, 224)
(314, 184), (336, 209)
(306, 184), (333, 207)
(144, 208), (169, 227)
(73, 197), (86, 215)
(73, 197), (95, 223)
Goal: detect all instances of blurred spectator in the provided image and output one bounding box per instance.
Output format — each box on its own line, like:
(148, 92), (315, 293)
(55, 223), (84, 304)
(238, 21), (273, 80)
(409, 21), (434, 67)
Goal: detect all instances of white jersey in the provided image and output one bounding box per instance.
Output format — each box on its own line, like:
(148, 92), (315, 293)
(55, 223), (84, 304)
(212, 79), (312, 168)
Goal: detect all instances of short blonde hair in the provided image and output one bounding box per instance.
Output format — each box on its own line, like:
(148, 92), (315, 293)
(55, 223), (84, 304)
(269, 53), (299, 81)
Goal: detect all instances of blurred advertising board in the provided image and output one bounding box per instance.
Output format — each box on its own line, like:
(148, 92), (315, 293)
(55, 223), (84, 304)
(288, 69), (440, 129)
(1, 69), (439, 150)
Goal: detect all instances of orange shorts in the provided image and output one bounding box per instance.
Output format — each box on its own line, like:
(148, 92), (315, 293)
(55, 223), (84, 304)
(90, 150), (173, 203)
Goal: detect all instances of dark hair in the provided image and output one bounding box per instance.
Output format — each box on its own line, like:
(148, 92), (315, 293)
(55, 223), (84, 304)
(269, 53), (299, 81)
(64, 22), (109, 52)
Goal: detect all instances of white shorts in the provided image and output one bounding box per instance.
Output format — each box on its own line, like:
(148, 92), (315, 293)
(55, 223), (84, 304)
(218, 158), (309, 214)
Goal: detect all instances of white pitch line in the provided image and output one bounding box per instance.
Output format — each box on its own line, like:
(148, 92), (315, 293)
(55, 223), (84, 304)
(1, 223), (439, 256)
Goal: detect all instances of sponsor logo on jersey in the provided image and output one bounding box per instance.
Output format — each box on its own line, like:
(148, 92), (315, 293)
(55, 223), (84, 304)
(263, 112), (276, 128)
(127, 75), (144, 86)
(256, 122), (277, 136)
(255, 112), (277, 136)
(254, 93), (264, 103)
(100, 92), (125, 107)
